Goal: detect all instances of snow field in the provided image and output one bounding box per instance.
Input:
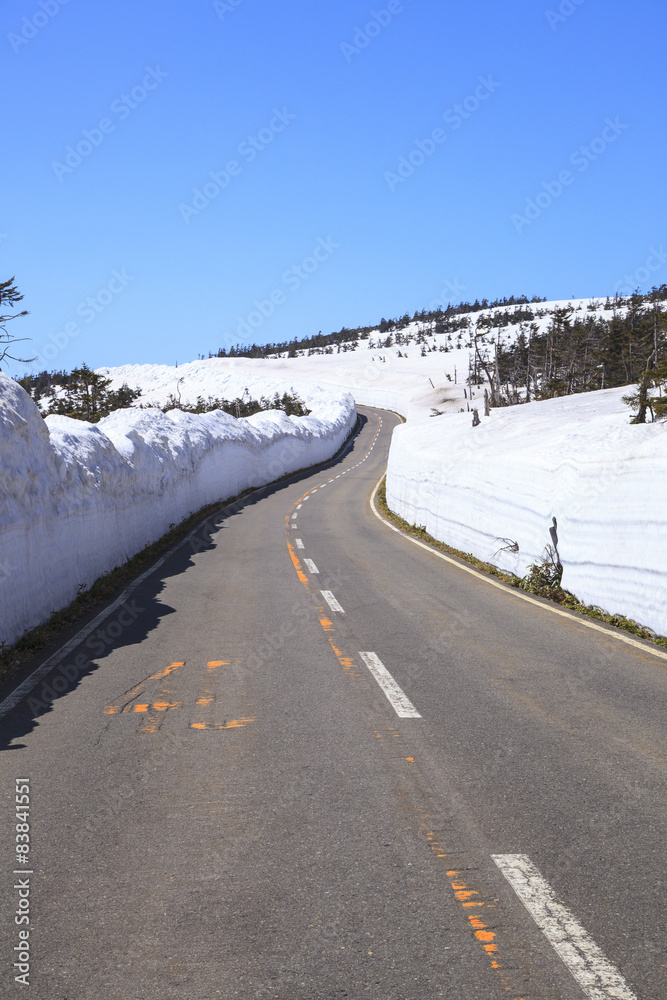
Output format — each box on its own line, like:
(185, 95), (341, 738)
(386, 387), (667, 636)
(0, 373), (356, 646)
(100, 298), (628, 423)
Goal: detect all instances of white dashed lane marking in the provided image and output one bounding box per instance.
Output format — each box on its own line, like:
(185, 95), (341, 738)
(358, 652), (421, 719)
(289, 419), (383, 569)
(302, 418), (382, 499)
(321, 590), (345, 614)
(493, 855), (638, 1000)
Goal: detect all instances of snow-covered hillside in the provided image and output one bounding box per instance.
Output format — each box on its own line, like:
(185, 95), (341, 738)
(0, 374), (355, 646)
(99, 297), (628, 423)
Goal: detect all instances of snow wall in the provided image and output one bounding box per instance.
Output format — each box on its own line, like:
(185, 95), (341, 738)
(0, 373), (356, 646)
(386, 388), (667, 637)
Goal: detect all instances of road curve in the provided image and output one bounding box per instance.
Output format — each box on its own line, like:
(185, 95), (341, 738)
(1, 406), (665, 999)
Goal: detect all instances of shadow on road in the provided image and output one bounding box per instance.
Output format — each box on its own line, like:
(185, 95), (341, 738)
(0, 413), (371, 751)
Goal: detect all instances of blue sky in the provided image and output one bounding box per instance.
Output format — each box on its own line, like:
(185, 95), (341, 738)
(2, 0), (666, 373)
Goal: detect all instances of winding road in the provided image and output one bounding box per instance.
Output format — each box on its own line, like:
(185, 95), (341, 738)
(1, 407), (665, 999)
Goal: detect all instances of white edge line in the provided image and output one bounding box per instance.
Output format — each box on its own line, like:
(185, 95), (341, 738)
(493, 854), (637, 1000)
(0, 552), (170, 720)
(320, 590), (345, 614)
(359, 652), (421, 719)
(370, 477), (667, 664)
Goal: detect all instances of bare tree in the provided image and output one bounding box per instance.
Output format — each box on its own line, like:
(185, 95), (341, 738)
(473, 322), (497, 405)
(0, 277), (32, 368)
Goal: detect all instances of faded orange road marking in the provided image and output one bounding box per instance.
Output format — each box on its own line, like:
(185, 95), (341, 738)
(149, 661), (185, 681)
(285, 530), (310, 587)
(103, 678), (146, 715)
(104, 662), (185, 715)
(139, 697), (181, 734)
(413, 815), (526, 997)
(191, 659), (256, 731)
(282, 416), (525, 997)
(284, 416), (382, 691)
(327, 629), (362, 678)
(105, 659), (255, 733)
(192, 664), (217, 726)
(138, 665), (185, 734)
(190, 717), (256, 731)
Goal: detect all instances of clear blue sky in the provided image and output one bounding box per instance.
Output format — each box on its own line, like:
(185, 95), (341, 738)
(2, 0), (666, 373)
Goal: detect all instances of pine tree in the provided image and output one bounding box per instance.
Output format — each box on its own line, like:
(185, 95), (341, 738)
(44, 363), (141, 422)
(623, 358), (667, 423)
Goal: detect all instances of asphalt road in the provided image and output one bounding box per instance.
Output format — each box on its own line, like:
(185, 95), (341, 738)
(1, 407), (665, 999)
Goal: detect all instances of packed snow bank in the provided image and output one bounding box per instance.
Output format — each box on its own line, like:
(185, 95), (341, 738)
(0, 373), (355, 646)
(99, 357), (421, 422)
(386, 388), (667, 636)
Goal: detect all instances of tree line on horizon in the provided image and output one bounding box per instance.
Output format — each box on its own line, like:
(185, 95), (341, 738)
(209, 294), (548, 360)
(5, 276), (667, 423)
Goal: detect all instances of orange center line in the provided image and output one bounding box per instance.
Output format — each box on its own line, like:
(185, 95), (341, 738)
(282, 417), (525, 997)
(284, 419), (383, 687)
(406, 849), (525, 994)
